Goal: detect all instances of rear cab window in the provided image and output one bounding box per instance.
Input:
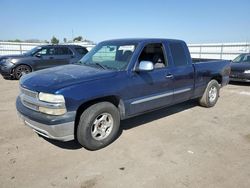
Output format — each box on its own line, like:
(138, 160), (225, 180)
(169, 42), (188, 67)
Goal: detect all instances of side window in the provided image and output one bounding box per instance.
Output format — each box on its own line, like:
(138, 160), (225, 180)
(47, 48), (55, 55)
(169, 42), (188, 66)
(138, 43), (167, 69)
(75, 47), (88, 55)
(36, 47), (55, 56)
(36, 48), (48, 56)
(243, 55), (250, 62)
(55, 47), (73, 55)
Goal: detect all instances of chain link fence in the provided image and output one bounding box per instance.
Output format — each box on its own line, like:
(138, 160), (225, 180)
(188, 42), (250, 60)
(0, 42), (95, 56)
(1, 41), (250, 60)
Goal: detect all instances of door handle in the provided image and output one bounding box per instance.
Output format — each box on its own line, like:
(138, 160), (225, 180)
(165, 74), (173, 79)
(49, 57), (54, 59)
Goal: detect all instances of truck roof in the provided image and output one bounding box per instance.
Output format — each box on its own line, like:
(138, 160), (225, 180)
(101, 38), (185, 44)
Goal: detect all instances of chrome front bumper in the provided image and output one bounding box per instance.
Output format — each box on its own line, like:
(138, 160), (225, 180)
(18, 113), (75, 141)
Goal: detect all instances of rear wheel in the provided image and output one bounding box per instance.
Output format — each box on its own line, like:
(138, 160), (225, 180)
(199, 80), (220, 107)
(14, 65), (31, 79)
(77, 102), (120, 150)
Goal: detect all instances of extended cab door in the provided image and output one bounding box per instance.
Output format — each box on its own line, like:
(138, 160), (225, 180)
(168, 42), (195, 103)
(128, 42), (174, 115)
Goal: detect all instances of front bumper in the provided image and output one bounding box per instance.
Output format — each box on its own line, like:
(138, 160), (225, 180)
(18, 113), (75, 141)
(16, 96), (76, 141)
(0, 61), (14, 78)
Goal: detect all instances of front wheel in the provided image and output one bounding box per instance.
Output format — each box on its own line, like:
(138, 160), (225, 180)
(199, 80), (220, 108)
(77, 102), (120, 150)
(14, 65), (31, 79)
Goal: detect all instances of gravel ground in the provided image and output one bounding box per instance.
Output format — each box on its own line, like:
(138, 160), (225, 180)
(0, 76), (249, 188)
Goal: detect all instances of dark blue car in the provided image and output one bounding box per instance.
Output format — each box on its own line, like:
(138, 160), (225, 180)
(0, 45), (88, 79)
(16, 38), (231, 150)
(230, 53), (250, 82)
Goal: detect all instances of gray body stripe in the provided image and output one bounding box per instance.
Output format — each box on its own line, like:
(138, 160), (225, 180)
(131, 87), (192, 105)
(174, 88), (192, 94)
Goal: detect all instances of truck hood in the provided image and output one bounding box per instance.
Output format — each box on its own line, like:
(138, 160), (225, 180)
(20, 64), (117, 93)
(231, 63), (250, 71)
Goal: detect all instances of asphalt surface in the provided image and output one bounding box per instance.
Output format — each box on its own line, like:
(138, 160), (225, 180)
(0, 77), (249, 188)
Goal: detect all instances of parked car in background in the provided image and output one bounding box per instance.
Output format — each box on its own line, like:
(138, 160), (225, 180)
(16, 38), (231, 150)
(0, 45), (88, 79)
(230, 53), (250, 82)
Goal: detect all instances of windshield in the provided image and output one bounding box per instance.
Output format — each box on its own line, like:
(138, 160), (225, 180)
(232, 54), (250, 63)
(78, 42), (137, 70)
(24, 46), (42, 56)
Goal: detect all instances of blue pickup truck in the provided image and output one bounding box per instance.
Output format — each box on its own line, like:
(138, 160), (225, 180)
(16, 39), (231, 150)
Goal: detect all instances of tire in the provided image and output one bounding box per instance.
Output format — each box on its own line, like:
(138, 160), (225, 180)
(199, 80), (220, 108)
(77, 102), (120, 150)
(14, 65), (31, 80)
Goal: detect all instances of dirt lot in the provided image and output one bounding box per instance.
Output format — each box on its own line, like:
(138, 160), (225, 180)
(0, 76), (249, 188)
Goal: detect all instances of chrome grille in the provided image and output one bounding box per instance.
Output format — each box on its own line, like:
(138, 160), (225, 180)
(20, 87), (38, 99)
(20, 87), (39, 111)
(22, 100), (39, 111)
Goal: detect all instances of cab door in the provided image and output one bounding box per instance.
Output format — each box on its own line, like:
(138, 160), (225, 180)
(127, 42), (174, 115)
(169, 42), (195, 103)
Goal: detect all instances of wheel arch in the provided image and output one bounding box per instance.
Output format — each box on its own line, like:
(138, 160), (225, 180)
(12, 63), (33, 74)
(211, 74), (222, 84)
(74, 95), (125, 137)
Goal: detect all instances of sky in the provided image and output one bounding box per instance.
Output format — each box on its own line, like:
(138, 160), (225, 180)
(0, 0), (250, 43)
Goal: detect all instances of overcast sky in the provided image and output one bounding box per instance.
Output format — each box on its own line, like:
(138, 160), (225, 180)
(1, 0), (250, 43)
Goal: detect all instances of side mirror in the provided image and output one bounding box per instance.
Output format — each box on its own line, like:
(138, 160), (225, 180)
(35, 54), (41, 58)
(137, 61), (154, 72)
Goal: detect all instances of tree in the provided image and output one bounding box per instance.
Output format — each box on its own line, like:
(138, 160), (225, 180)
(8, 39), (22, 42)
(73, 36), (83, 42)
(51, 36), (59, 44)
(63, 38), (67, 43)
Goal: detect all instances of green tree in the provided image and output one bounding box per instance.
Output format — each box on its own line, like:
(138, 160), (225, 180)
(8, 39), (22, 42)
(73, 36), (83, 42)
(51, 36), (59, 44)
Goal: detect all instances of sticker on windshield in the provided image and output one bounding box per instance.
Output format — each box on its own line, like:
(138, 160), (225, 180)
(118, 45), (135, 51)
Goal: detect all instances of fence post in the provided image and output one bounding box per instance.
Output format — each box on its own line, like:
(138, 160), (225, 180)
(220, 44), (224, 59)
(19, 44), (22, 54)
(199, 45), (202, 58)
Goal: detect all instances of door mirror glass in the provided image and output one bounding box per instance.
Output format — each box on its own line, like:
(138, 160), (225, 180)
(138, 61), (154, 72)
(35, 53), (41, 58)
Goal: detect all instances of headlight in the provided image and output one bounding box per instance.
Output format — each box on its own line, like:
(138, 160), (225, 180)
(38, 106), (66, 116)
(244, 70), (250, 74)
(0, 58), (7, 63)
(6, 58), (13, 64)
(39, 92), (65, 103)
(38, 92), (66, 115)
